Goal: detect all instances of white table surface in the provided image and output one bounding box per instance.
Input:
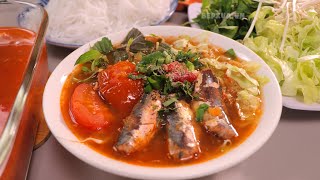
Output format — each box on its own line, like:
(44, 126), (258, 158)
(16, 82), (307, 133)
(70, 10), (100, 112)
(27, 12), (320, 180)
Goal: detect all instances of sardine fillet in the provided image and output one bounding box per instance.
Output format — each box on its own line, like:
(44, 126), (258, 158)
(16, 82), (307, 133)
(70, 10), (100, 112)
(194, 69), (238, 139)
(167, 101), (200, 161)
(114, 91), (162, 154)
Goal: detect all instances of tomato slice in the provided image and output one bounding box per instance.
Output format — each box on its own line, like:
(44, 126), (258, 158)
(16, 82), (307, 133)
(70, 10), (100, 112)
(98, 61), (144, 118)
(70, 83), (115, 130)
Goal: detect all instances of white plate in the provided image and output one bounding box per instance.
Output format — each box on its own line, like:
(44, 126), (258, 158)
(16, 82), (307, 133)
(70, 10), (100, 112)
(43, 26), (282, 180)
(38, 0), (178, 48)
(188, 2), (202, 29)
(187, 3), (320, 111)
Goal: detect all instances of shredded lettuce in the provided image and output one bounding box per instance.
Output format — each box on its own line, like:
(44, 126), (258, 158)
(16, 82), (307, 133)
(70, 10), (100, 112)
(201, 58), (263, 95)
(244, 6), (320, 103)
(236, 89), (261, 120)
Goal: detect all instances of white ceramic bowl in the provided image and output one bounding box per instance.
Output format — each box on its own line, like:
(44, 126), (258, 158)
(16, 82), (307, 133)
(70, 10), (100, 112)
(43, 26), (282, 180)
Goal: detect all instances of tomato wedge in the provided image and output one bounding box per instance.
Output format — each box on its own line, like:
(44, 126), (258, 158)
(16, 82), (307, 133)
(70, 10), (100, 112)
(98, 61), (144, 118)
(70, 83), (115, 130)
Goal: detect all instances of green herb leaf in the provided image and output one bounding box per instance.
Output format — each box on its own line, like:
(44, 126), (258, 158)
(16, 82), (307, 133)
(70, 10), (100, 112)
(92, 37), (113, 55)
(185, 61), (195, 71)
(144, 84), (152, 93)
(126, 38), (134, 52)
(122, 28), (154, 53)
(163, 97), (177, 107)
(81, 66), (91, 72)
(137, 51), (166, 74)
(193, 0), (261, 40)
(158, 42), (171, 52)
(193, 59), (204, 70)
(225, 48), (237, 59)
(128, 74), (146, 80)
(75, 50), (101, 65)
(176, 50), (199, 62)
(73, 72), (98, 83)
(147, 77), (161, 90)
(196, 103), (209, 122)
(113, 49), (128, 62)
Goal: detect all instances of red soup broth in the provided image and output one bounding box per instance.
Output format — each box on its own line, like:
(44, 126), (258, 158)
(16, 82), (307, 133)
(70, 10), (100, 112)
(0, 27), (48, 180)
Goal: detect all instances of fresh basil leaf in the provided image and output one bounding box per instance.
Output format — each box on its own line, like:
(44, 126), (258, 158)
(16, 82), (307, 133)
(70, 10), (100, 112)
(130, 40), (154, 53)
(122, 28), (144, 44)
(196, 103), (209, 122)
(122, 28), (155, 53)
(225, 48), (237, 59)
(92, 37), (113, 55)
(158, 42), (171, 52)
(163, 97), (177, 107)
(75, 50), (101, 65)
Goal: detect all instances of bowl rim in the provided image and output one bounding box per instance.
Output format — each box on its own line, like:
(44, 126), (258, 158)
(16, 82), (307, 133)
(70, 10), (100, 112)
(43, 26), (282, 180)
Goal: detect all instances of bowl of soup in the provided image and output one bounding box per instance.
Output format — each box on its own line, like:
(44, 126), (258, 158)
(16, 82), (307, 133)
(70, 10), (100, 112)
(43, 26), (282, 180)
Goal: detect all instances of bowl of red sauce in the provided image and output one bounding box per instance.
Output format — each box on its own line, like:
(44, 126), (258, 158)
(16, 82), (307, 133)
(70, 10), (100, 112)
(0, 1), (48, 179)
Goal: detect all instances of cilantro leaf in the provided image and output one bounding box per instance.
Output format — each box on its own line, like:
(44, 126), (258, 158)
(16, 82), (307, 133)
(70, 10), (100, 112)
(196, 103), (209, 122)
(92, 37), (113, 55)
(75, 50), (101, 65)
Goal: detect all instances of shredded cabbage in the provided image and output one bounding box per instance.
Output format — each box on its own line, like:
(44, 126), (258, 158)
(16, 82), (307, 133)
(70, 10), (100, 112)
(244, 6), (320, 104)
(201, 58), (264, 95)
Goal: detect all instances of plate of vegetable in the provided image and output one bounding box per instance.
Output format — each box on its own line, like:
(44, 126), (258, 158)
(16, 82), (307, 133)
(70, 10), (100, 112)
(43, 26), (281, 179)
(188, 0), (320, 111)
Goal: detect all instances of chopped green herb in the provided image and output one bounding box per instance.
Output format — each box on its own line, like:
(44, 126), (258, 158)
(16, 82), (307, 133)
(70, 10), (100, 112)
(75, 50), (101, 65)
(185, 61), (195, 71)
(225, 48), (237, 59)
(163, 97), (177, 107)
(196, 103), (209, 122)
(193, 59), (204, 70)
(174, 81), (195, 101)
(92, 37), (113, 55)
(136, 51), (166, 74)
(144, 84), (152, 93)
(128, 74), (147, 80)
(147, 77), (161, 90)
(176, 50), (199, 62)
